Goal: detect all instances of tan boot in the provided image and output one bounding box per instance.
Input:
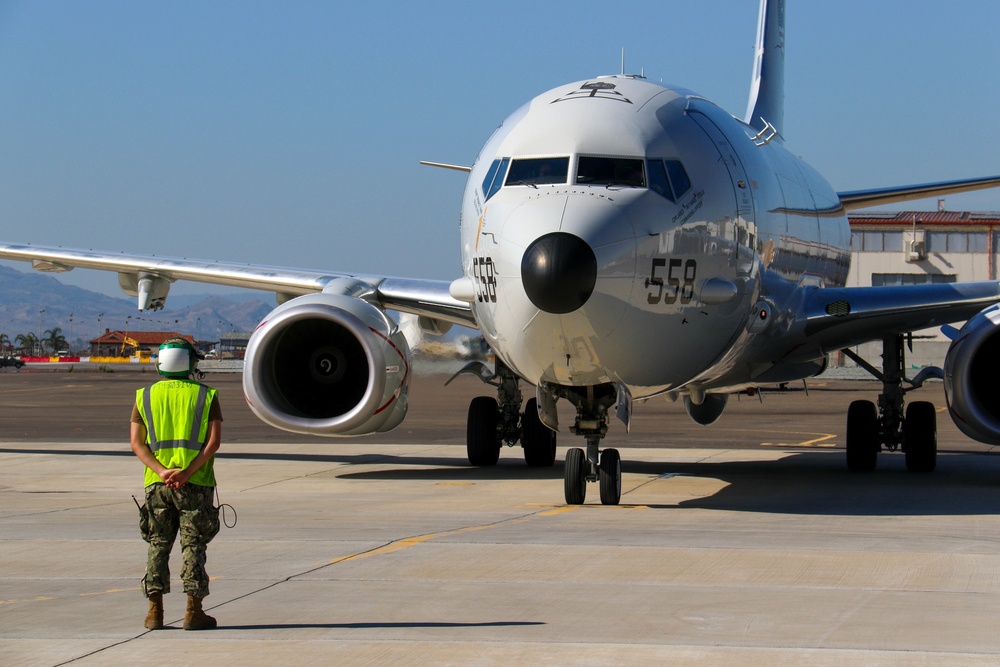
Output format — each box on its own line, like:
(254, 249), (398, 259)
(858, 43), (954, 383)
(144, 593), (164, 630)
(183, 594), (217, 630)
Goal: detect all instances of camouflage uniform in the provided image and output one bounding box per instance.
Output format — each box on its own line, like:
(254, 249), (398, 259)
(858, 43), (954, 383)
(143, 483), (220, 598)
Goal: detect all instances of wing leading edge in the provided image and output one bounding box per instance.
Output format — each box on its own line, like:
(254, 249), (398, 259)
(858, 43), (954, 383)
(838, 175), (1000, 210)
(789, 281), (1000, 359)
(0, 242), (475, 328)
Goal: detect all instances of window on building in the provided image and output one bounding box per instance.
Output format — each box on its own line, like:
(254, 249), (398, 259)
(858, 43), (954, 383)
(969, 232), (988, 253)
(853, 230), (913, 252)
(925, 230), (988, 253)
(871, 273), (956, 287)
(882, 231), (903, 252)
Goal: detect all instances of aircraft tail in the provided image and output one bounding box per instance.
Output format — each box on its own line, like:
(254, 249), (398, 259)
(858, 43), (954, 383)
(744, 0), (785, 135)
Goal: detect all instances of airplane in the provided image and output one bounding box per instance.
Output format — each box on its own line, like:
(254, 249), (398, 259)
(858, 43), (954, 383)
(4, 0), (1000, 506)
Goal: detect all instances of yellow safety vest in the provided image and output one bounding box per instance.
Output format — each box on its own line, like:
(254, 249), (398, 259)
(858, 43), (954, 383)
(136, 380), (218, 488)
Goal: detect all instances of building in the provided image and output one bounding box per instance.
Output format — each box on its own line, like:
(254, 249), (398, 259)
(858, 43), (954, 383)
(845, 208), (1000, 368)
(90, 330), (196, 358)
(218, 332), (252, 359)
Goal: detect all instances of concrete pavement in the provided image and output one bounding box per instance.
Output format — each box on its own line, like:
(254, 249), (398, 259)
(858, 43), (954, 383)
(2, 372), (1000, 665)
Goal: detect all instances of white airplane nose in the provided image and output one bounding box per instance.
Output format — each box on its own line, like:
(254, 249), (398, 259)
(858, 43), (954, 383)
(520, 232), (597, 314)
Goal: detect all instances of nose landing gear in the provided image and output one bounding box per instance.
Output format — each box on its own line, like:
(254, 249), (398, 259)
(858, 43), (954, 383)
(560, 384), (621, 505)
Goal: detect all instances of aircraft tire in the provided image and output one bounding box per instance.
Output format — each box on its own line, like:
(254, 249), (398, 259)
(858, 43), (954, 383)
(599, 448), (622, 506)
(522, 398), (556, 467)
(467, 396), (501, 466)
(903, 401), (937, 473)
(846, 400), (879, 472)
(564, 448), (587, 505)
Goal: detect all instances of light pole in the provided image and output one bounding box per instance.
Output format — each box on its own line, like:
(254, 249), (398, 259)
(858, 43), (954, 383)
(38, 309), (44, 356)
(125, 315), (132, 358)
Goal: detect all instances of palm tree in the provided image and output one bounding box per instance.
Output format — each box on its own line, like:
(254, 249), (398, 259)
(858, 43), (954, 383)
(0, 333), (10, 354)
(43, 327), (69, 354)
(15, 332), (38, 355)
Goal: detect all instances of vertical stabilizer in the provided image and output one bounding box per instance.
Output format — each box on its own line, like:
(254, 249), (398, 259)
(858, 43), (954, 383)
(744, 0), (785, 135)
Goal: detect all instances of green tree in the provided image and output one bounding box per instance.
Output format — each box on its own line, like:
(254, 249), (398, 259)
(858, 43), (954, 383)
(43, 327), (69, 354)
(0, 333), (10, 354)
(15, 332), (38, 355)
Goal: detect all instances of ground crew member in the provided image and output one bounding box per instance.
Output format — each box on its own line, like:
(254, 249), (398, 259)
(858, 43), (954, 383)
(130, 337), (222, 631)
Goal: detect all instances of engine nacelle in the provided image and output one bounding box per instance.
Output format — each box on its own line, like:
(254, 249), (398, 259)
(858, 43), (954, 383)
(683, 393), (729, 426)
(944, 304), (1000, 444)
(243, 292), (411, 436)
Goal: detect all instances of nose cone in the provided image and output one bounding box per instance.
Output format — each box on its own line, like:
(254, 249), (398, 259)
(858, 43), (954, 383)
(520, 232), (598, 314)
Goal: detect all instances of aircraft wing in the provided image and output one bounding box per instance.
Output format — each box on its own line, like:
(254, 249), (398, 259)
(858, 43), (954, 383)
(838, 175), (1000, 210)
(0, 242), (476, 327)
(794, 281), (1000, 354)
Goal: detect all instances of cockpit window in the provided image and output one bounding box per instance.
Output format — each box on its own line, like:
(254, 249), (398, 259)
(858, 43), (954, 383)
(577, 156), (645, 187)
(482, 158), (509, 202)
(665, 159), (691, 198)
(505, 157), (569, 186)
(647, 159), (692, 202)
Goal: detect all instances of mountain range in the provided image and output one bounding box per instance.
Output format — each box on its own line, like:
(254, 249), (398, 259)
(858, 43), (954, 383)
(0, 264), (272, 350)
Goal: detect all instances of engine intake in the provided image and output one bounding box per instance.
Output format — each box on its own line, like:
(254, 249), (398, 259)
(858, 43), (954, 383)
(944, 304), (1000, 443)
(243, 293), (410, 436)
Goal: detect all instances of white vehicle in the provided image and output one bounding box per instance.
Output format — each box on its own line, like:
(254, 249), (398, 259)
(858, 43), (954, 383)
(3, 1), (1000, 504)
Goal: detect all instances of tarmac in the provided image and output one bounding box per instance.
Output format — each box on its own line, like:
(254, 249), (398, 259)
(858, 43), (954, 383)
(3, 367), (1000, 665)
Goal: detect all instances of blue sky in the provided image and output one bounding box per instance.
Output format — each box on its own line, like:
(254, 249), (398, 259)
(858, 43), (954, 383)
(1, 0), (998, 296)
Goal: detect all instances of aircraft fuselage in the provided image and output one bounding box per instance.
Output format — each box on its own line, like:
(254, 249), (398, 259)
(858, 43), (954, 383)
(460, 75), (850, 400)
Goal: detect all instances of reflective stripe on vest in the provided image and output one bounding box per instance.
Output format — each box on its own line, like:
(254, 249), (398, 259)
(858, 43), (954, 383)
(142, 384), (209, 453)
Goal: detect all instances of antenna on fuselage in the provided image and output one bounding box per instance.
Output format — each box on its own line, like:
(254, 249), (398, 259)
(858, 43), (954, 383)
(621, 48), (625, 76)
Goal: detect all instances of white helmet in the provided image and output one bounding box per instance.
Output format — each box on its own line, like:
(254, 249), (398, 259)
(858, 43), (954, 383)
(156, 337), (199, 378)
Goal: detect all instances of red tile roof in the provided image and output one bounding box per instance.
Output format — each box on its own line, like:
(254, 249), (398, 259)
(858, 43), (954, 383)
(849, 211), (1000, 226)
(90, 331), (194, 346)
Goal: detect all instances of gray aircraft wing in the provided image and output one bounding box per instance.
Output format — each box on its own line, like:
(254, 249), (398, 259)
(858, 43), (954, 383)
(0, 242), (475, 327)
(838, 175), (1000, 210)
(789, 281), (1000, 357)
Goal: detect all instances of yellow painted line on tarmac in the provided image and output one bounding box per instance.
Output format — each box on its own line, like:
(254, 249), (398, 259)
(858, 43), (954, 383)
(79, 587), (141, 598)
(3, 577), (221, 607)
(324, 505), (585, 566)
(535, 506), (581, 517)
(325, 523), (497, 565)
(760, 432), (838, 448)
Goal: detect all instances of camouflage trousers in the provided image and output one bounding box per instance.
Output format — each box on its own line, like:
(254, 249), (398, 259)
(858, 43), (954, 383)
(142, 483), (220, 599)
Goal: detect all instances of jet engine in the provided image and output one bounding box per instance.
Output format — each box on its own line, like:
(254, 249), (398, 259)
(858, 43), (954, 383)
(943, 304), (1000, 443)
(243, 291), (411, 436)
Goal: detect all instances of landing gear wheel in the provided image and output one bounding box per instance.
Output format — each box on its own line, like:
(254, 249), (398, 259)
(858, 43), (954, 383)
(846, 400), (879, 472)
(599, 448), (621, 506)
(564, 447), (587, 505)
(467, 396), (501, 466)
(904, 401), (937, 473)
(522, 398), (557, 467)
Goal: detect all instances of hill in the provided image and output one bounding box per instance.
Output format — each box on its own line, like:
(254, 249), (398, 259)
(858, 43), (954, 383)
(0, 265), (271, 351)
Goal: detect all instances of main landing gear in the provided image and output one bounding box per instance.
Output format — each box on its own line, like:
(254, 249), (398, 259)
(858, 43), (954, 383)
(453, 360), (557, 468)
(841, 334), (939, 473)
